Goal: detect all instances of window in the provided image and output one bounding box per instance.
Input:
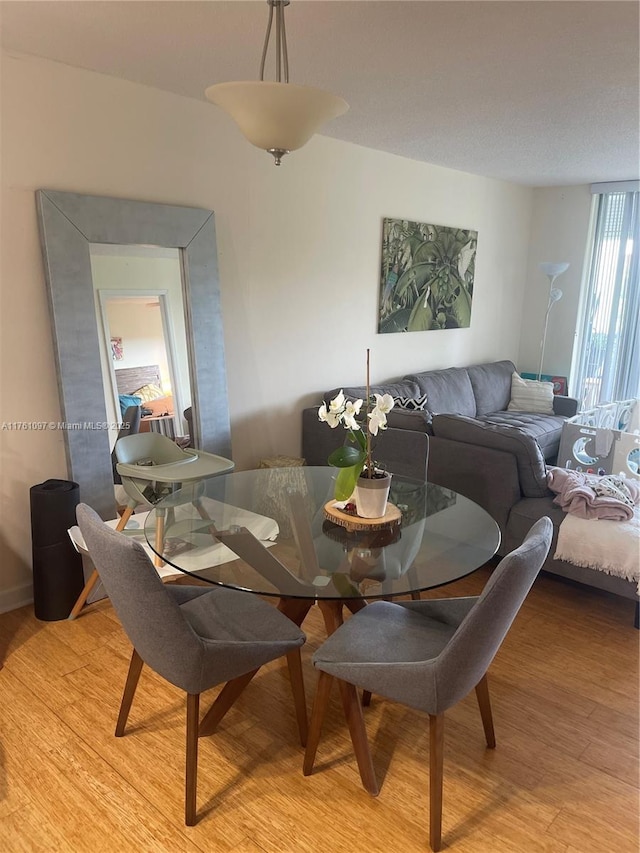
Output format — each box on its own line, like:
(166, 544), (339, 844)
(573, 184), (640, 409)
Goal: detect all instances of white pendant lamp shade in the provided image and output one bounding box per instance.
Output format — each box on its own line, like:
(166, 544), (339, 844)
(206, 0), (348, 164)
(205, 80), (348, 153)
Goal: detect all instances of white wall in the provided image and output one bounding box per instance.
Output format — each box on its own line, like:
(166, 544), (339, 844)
(0, 52), (534, 609)
(518, 185), (594, 390)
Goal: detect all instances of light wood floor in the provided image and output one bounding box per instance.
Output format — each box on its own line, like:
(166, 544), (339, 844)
(1, 569), (638, 852)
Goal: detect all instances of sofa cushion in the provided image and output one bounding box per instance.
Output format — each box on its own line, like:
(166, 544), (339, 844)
(403, 367), (476, 418)
(467, 360), (516, 416)
(431, 413), (549, 497)
(475, 411), (566, 461)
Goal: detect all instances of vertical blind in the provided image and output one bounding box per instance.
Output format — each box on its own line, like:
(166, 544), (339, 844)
(573, 187), (639, 408)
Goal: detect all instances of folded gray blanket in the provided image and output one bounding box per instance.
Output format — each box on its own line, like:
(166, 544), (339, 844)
(546, 467), (640, 521)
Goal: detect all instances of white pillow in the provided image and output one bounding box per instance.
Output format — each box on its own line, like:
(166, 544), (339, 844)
(508, 372), (554, 414)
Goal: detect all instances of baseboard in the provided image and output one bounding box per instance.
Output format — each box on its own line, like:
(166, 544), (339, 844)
(0, 583), (34, 615)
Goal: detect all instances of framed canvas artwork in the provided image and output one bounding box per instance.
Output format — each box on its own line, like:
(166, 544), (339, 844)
(378, 217), (477, 334)
(110, 336), (123, 361)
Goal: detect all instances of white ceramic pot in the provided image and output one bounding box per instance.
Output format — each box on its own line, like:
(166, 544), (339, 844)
(355, 471), (392, 518)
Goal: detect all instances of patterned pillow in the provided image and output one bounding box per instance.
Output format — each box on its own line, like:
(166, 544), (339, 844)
(133, 383), (164, 403)
(393, 393), (428, 411)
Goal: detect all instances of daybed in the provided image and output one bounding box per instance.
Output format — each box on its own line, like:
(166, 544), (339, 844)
(302, 360), (638, 607)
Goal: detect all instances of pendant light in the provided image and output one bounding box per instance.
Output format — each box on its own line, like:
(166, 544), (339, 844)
(205, 0), (348, 165)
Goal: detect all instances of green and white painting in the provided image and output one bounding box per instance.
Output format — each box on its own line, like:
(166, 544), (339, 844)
(378, 218), (477, 333)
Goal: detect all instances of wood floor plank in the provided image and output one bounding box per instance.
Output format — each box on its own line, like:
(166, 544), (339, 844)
(579, 738), (640, 787)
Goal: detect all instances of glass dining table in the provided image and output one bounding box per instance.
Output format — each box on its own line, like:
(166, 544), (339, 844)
(144, 466), (500, 635)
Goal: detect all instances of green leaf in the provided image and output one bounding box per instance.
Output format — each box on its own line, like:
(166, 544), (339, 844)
(395, 262), (436, 298)
(334, 464), (362, 501)
(413, 241), (439, 264)
(407, 297), (435, 331)
(328, 445), (366, 469)
(379, 308), (412, 333)
(450, 284), (472, 328)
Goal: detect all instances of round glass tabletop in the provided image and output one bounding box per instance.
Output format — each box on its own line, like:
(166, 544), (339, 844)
(144, 467), (500, 601)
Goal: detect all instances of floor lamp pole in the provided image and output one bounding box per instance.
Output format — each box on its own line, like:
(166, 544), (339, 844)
(537, 298), (554, 381)
(537, 262), (569, 381)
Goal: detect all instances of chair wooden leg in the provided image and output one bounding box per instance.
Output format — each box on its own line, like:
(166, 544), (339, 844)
(475, 673), (496, 748)
(286, 648), (308, 747)
(337, 677), (379, 796)
(115, 649), (144, 737)
(198, 669), (259, 737)
(115, 505), (135, 531)
(68, 506), (135, 620)
(429, 713), (444, 852)
(303, 670), (333, 775)
(193, 498), (219, 540)
(67, 569), (100, 620)
(185, 693), (200, 826)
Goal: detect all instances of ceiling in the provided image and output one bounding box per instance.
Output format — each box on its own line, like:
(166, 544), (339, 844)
(2, 0), (638, 186)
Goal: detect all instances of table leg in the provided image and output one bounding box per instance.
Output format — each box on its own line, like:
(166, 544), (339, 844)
(198, 669), (259, 737)
(278, 598), (313, 628)
(317, 599), (345, 635)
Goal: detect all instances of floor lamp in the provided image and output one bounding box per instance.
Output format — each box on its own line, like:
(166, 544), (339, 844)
(537, 262), (569, 381)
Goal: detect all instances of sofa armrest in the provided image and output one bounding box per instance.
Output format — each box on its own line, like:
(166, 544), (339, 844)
(427, 435), (521, 537)
(553, 395), (579, 417)
(431, 413), (549, 498)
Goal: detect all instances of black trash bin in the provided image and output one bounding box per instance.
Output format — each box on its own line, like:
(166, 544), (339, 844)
(30, 479), (85, 621)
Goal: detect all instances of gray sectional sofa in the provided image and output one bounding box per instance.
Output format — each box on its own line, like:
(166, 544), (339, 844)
(302, 360), (638, 609)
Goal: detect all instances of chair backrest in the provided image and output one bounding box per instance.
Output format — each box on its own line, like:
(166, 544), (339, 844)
(112, 406), (142, 484)
(76, 503), (205, 691)
(116, 432), (188, 465)
(433, 516), (552, 712)
(374, 429), (429, 481)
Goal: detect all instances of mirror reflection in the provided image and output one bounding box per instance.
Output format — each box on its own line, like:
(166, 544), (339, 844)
(89, 244), (193, 450)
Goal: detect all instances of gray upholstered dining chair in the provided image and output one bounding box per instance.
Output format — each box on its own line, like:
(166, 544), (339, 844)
(76, 504), (308, 827)
(303, 516), (553, 851)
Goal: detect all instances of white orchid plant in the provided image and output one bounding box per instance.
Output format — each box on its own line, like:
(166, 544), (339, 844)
(318, 351), (395, 501)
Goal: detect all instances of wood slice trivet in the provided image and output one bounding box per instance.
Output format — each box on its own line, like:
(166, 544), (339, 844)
(323, 501), (401, 531)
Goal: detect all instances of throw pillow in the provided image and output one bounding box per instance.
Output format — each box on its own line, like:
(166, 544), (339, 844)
(393, 393), (428, 411)
(133, 383), (164, 403)
(508, 373), (554, 415)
